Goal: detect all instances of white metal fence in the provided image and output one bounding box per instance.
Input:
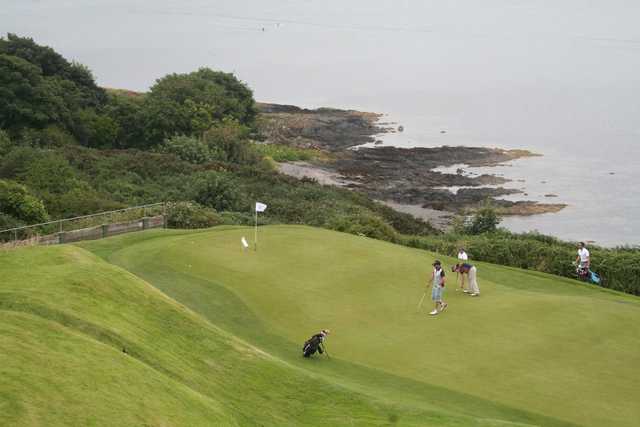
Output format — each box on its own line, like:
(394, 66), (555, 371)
(0, 203), (166, 248)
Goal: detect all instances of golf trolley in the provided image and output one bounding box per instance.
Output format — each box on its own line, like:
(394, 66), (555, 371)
(574, 263), (601, 285)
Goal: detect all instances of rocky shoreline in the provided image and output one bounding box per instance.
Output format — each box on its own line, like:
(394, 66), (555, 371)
(258, 103), (566, 229)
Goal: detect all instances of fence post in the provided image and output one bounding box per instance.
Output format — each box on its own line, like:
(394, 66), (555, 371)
(142, 217), (150, 230)
(101, 224), (109, 239)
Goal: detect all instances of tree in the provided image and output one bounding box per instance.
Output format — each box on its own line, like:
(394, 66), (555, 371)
(0, 54), (59, 132)
(103, 91), (146, 149)
(141, 68), (257, 145)
(0, 33), (105, 106)
(0, 34), (106, 140)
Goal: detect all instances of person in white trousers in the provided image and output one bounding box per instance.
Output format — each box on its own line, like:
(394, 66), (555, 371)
(452, 263), (480, 296)
(457, 248), (469, 291)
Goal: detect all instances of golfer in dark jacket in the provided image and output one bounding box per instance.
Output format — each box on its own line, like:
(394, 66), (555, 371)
(453, 263), (480, 296)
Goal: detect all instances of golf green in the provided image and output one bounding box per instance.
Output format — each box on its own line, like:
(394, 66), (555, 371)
(82, 225), (640, 427)
(1, 225), (638, 426)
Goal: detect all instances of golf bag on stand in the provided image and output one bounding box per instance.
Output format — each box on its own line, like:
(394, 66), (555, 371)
(302, 330), (329, 358)
(302, 335), (324, 357)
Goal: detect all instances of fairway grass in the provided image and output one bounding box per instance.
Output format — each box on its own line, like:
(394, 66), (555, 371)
(1, 226), (638, 426)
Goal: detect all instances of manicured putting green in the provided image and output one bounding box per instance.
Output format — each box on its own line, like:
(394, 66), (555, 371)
(84, 225), (640, 427)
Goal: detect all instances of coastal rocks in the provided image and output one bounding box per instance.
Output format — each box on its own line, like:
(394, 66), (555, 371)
(257, 103), (387, 151)
(499, 202), (566, 216)
(258, 102), (566, 221)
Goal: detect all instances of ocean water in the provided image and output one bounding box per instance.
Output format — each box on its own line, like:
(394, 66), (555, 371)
(3, 0), (639, 246)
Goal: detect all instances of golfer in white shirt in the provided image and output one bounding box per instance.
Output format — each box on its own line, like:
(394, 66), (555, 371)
(576, 242), (590, 269)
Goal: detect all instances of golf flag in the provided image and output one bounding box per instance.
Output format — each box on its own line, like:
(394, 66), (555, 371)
(253, 202), (267, 251)
(241, 237), (249, 249)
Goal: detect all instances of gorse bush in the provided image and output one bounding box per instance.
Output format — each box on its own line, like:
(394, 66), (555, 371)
(165, 201), (222, 229)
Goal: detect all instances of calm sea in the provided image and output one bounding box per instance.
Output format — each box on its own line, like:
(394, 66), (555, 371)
(3, 0), (639, 246)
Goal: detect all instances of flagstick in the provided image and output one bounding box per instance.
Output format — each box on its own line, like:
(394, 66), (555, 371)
(254, 205), (258, 251)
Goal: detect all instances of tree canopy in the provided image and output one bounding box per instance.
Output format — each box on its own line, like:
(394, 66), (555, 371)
(142, 68), (257, 145)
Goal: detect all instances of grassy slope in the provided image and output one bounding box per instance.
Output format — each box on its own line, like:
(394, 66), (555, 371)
(79, 226), (640, 427)
(2, 235), (539, 426)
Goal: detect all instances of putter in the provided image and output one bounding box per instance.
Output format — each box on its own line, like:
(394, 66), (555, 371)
(323, 343), (330, 359)
(417, 291), (427, 310)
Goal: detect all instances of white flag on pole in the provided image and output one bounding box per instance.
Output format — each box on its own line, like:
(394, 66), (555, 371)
(241, 237), (249, 249)
(255, 202), (267, 213)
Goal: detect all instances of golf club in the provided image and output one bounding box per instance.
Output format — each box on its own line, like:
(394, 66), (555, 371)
(417, 291), (427, 310)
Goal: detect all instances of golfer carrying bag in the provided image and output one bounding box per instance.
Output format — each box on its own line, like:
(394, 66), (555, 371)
(303, 329), (330, 358)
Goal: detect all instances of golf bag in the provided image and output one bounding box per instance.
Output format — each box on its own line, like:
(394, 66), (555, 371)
(577, 266), (601, 285)
(302, 334), (325, 358)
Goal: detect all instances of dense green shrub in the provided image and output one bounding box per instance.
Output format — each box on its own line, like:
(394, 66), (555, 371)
(74, 109), (119, 148)
(0, 179), (49, 224)
(158, 135), (213, 164)
(465, 201), (502, 234)
(327, 211), (398, 241)
(0, 212), (23, 230)
(165, 201), (222, 229)
(0, 146), (41, 178)
(20, 152), (83, 195)
(190, 171), (243, 212)
(219, 211), (255, 226)
(202, 119), (256, 164)
(19, 125), (76, 148)
(0, 129), (12, 155)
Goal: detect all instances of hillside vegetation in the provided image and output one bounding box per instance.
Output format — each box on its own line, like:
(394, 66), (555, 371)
(0, 33), (435, 241)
